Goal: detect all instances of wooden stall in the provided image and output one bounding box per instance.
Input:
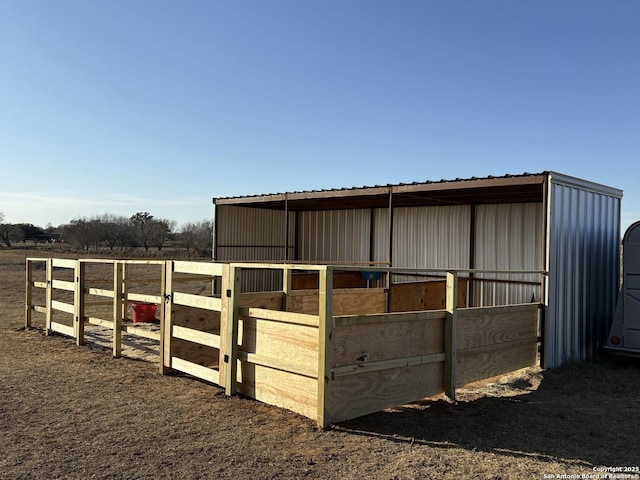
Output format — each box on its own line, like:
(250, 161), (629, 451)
(25, 259), (543, 428)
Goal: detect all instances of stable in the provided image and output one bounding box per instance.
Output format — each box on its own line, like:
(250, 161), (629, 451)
(213, 171), (623, 368)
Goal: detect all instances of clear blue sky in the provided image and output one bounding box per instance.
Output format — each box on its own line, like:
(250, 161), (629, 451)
(1, 1), (638, 231)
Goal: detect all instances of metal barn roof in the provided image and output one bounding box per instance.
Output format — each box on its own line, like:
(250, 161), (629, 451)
(213, 171), (621, 211)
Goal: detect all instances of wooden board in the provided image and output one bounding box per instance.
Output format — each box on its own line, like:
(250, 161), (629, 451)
(329, 362), (444, 424)
(237, 317), (318, 374)
(291, 272), (368, 290)
(289, 288), (387, 315)
(239, 291), (284, 310)
(390, 279), (467, 312)
(236, 362), (318, 421)
(331, 315), (444, 367)
(457, 304), (539, 350)
(457, 339), (538, 386)
(456, 304), (539, 386)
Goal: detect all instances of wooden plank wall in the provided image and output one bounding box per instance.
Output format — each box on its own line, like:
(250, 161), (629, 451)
(235, 308), (320, 420)
(390, 279), (468, 312)
(327, 303), (540, 425)
(456, 304), (539, 386)
(291, 272), (367, 290)
(329, 311), (446, 424)
(289, 288), (387, 316)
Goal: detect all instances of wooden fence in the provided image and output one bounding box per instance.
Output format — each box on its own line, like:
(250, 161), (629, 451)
(25, 259), (543, 427)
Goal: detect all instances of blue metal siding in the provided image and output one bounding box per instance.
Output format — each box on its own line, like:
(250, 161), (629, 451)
(546, 175), (621, 367)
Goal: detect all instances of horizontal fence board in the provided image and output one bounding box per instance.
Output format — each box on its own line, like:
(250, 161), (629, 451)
(238, 316), (319, 372)
(332, 315), (444, 366)
(51, 280), (75, 291)
(239, 291), (284, 310)
(236, 362), (318, 421)
(238, 351), (317, 379)
(33, 281), (47, 289)
(332, 352), (446, 378)
(173, 292), (222, 311)
(330, 362), (444, 424)
(33, 305), (47, 314)
(290, 288), (387, 316)
(458, 303), (539, 350)
(173, 261), (223, 277)
(126, 293), (162, 304)
(457, 338), (538, 386)
(51, 300), (74, 314)
(86, 317), (114, 329)
(51, 321), (75, 337)
(171, 356), (220, 384)
(239, 307), (319, 327)
(172, 325), (221, 349)
(334, 310), (446, 327)
(87, 288), (114, 298)
(52, 259), (76, 269)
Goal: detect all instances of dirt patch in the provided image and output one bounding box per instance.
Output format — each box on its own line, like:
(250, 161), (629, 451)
(2, 250), (640, 479)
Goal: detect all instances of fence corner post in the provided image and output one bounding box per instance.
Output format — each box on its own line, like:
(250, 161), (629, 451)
(444, 270), (458, 401)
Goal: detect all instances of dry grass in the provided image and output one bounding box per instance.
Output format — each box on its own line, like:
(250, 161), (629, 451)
(1, 248), (640, 479)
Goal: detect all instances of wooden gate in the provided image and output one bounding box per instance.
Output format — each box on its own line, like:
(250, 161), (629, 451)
(162, 262), (240, 393)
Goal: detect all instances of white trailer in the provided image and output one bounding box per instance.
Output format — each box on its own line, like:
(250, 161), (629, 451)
(606, 221), (640, 355)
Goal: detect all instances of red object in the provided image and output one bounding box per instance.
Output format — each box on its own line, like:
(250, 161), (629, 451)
(132, 303), (157, 323)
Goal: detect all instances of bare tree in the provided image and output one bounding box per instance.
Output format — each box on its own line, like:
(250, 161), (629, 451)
(179, 220), (213, 257)
(149, 218), (176, 251)
(130, 212), (155, 251)
(62, 219), (92, 250)
(0, 212), (16, 247)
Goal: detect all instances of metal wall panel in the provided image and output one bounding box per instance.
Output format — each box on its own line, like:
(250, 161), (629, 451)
(215, 205), (294, 291)
(473, 203), (543, 306)
(298, 209), (372, 263)
(546, 176), (622, 367)
(392, 205), (470, 282)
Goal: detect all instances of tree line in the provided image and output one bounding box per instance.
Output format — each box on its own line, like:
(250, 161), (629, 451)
(0, 211), (212, 256)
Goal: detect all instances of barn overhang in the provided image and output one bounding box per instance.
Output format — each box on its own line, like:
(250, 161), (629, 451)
(213, 172), (548, 211)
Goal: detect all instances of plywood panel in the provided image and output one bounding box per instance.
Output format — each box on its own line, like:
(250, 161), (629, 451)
(290, 288), (387, 315)
(291, 272), (367, 290)
(329, 362), (444, 424)
(458, 304), (539, 350)
(236, 363), (318, 420)
(390, 279), (467, 312)
(238, 317), (319, 373)
(457, 339), (538, 386)
(239, 291), (284, 310)
(331, 316), (444, 367)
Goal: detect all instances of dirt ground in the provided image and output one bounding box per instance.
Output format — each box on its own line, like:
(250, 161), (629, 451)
(2, 248), (640, 479)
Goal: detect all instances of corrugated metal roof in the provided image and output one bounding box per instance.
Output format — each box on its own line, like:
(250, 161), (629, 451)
(215, 171), (551, 211)
(214, 171), (547, 203)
